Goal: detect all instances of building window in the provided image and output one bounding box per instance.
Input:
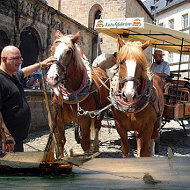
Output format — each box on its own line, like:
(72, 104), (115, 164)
(166, 0), (173, 6)
(182, 55), (189, 62)
(150, 0), (159, 13)
(0, 30), (10, 54)
(182, 13), (189, 29)
(150, 5), (155, 13)
(168, 52), (173, 63)
(169, 19), (174, 29)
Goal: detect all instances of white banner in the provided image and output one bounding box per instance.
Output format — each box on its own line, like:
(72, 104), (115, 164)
(94, 18), (144, 29)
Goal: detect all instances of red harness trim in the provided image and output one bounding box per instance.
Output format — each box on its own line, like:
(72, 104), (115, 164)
(60, 65), (87, 95)
(115, 79), (145, 106)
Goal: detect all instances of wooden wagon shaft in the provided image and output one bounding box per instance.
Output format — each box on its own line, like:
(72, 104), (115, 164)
(40, 68), (61, 161)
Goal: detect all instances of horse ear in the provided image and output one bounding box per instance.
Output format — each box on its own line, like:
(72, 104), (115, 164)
(72, 31), (80, 44)
(141, 40), (150, 50)
(118, 36), (125, 47)
(55, 30), (63, 39)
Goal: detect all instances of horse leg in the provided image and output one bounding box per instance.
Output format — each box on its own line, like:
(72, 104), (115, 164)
(115, 121), (129, 157)
(56, 110), (66, 157)
(80, 120), (91, 154)
(140, 124), (154, 157)
(134, 130), (141, 157)
(151, 119), (162, 156)
(150, 139), (155, 156)
(92, 119), (101, 153)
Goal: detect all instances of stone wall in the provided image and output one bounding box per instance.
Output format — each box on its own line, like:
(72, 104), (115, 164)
(47, 0), (153, 55)
(0, 0), (97, 62)
(0, 0), (99, 132)
(24, 89), (52, 132)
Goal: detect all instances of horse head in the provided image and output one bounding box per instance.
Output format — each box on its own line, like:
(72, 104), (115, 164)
(46, 30), (81, 90)
(116, 36), (150, 103)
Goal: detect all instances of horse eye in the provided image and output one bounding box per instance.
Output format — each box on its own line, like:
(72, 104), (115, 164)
(119, 61), (123, 65)
(67, 49), (72, 55)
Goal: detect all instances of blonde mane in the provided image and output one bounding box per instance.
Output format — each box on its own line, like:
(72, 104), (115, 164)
(117, 41), (150, 79)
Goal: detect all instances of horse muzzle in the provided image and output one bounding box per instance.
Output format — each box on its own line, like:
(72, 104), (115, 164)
(122, 87), (136, 103)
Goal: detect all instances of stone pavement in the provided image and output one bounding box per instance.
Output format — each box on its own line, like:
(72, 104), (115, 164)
(23, 120), (190, 158)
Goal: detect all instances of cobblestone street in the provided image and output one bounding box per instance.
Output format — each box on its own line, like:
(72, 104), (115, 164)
(24, 120), (190, 158)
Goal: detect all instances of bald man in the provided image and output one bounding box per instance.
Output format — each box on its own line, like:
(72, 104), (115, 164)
(0, 45), (56, 152)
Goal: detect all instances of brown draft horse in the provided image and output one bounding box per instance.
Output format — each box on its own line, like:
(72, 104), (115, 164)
(110, 37), (165, 157)
(46, 30), (109, 156)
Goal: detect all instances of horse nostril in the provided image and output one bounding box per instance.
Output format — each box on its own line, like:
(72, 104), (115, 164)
(133, 94), (137, 100)
(55, 74), (59, 81)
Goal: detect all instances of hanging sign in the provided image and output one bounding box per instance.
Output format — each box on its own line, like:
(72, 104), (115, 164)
(94, 18), (144, 29)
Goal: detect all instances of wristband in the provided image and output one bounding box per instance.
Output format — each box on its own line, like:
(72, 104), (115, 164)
(6, 134), (11, 137)
(39, 62), (42, 69)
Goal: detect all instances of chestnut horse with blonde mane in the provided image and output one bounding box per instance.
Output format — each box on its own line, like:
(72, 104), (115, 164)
(46, 31), (109, 156)
(110, 37), (165, 157)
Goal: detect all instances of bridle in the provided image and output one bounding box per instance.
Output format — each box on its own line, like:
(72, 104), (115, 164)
(119, 76), (140, 86)
(51, 40), (75, 87)
(118, 62), (142, 89)
(110, 60), (152, 113)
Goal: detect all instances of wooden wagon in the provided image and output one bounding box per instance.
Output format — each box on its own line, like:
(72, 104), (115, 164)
(94, 17), (190, 135)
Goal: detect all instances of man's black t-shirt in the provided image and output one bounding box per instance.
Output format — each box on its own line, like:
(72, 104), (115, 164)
(0, 69), (31, 143)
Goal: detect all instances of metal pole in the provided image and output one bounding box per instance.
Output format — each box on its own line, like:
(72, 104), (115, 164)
(0, 118), (2, 155)
(188, 55), (190, 79)
(175, 38), (184, 104)
(153, 0), (157, 25)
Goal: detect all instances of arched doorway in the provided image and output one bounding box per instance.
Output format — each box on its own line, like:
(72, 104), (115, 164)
(88, 4), (103, 30)
(19, 27), (39, 68)
(0, 30), (10, 55)
(89, 4), (103, 61)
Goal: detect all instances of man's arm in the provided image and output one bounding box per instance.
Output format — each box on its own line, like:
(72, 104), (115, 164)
(0, 112), (15, 152)
(22, 56), (57, 78)
(154, 73), (169, 78)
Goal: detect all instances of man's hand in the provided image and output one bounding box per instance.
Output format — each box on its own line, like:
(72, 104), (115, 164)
(5, 135), (15, 152)
(40, 56), (57, 68)
(22, 56), (57, 78)
(0, 112), (15, 152)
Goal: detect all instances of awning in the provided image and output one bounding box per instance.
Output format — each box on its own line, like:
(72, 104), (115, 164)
(94, 18), (190, 55)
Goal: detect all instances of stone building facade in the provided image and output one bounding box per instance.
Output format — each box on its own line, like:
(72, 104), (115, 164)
(47, 0), (153, 55)
(0, 0), (98, 66)
(0, 0), (153, 131)
(144, 0), (190, 77)
(0, 0), (97, 131)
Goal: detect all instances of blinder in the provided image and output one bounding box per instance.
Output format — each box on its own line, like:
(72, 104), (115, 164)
(119, 76), (140, 85)
(52, 47), (74, 87)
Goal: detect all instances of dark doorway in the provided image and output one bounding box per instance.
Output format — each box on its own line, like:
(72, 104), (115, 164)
(93, 10), (101, 29)
(0, 30), (10, 55)
(19, 27), (39, 68)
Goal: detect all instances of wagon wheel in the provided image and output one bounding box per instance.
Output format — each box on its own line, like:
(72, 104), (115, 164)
(155, 137), (160, 154)
(74, 124), (82, 144)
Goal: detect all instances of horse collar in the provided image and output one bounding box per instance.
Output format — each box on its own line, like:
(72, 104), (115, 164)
(57, 61), (92, 104)
(110, 73), (153, 113)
